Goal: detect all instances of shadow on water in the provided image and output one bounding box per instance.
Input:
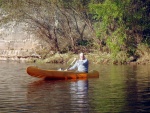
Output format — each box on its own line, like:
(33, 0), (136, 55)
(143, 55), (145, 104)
(124, 65), (150, 112)
(27, 79), (89, 112)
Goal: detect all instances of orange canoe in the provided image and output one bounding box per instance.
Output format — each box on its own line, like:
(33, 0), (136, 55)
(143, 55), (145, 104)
(27, 66), (99, 80)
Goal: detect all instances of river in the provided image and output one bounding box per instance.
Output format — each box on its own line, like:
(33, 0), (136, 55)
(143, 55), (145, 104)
(0, 61), (149, 113)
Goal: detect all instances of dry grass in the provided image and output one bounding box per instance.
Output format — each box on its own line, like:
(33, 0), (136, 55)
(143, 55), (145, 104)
(34, 45), (150, 65)
(36, 52), (78, 64)
(136, 44), (150, 64)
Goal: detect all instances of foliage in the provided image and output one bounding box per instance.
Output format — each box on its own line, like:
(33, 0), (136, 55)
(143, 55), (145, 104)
(136, 43), (150, 56)
(0, 0), (150, 63)
(0, 0), (94, 53)
(89, 0), (150, 58)
(89, 0), (127, 57)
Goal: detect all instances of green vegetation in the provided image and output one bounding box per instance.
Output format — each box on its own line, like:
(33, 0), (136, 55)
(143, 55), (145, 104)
(89, 0), (150, 61)
(0, 0), (150, 64)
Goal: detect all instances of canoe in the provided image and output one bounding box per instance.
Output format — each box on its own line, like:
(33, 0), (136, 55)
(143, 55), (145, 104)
(26, 66), (99, 80)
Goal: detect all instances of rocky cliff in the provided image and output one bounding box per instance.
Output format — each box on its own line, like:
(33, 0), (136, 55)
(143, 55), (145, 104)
(0, 22), (41, 62)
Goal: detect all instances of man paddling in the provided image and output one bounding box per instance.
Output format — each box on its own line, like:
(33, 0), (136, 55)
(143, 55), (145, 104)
(67, 53), (89, 73)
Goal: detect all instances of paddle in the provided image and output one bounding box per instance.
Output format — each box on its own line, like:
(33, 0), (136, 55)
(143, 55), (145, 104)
(66, 58), (77, 70)
(58, 58), (76, 71)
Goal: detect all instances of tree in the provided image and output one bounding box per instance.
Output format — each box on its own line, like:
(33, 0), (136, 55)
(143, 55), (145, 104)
(0, 0), (94, 53)
(89, 0), (127, 56)
(89, 0), (150, 57)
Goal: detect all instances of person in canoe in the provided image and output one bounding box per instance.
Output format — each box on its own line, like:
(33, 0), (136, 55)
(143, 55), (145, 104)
(67, 53), (89, 73)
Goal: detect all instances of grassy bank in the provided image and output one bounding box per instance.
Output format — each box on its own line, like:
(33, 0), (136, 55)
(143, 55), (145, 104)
(32, 48), (150, 65)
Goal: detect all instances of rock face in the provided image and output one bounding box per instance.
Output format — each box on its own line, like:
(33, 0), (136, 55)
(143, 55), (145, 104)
(0, 22), (41, 61)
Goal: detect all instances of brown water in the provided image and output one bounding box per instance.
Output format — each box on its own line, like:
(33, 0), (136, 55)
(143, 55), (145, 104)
(0, 61), (149, 113)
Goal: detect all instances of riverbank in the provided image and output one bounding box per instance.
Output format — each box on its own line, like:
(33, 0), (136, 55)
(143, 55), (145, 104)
(33, 52), (150, 65)
(0, 49), (149, 65)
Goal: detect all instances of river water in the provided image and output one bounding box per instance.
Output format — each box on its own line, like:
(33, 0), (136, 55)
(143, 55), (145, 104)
(0, 61), (149, 113)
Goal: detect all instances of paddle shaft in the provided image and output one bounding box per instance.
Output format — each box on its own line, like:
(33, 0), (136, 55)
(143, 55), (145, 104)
(66, 58), (76, 70)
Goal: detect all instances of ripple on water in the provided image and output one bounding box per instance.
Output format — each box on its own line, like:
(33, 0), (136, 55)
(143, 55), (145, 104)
(0, 62), (149, 112)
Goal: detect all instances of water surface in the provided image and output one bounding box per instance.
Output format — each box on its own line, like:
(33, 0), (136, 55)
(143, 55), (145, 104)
(0, 61), (149, 112)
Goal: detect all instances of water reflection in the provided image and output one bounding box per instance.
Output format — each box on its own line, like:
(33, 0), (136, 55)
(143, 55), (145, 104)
(88, 64), (150, 112)
(69, 80), (89, 112)
(124, 65), (138, 112)
(124, 65), (150, 112)
(27, 79), (89, 112)
(0, 62), (149, 112)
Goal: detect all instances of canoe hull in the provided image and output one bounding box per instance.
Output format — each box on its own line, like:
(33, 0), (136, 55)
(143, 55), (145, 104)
(27, 66), (99, 80)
